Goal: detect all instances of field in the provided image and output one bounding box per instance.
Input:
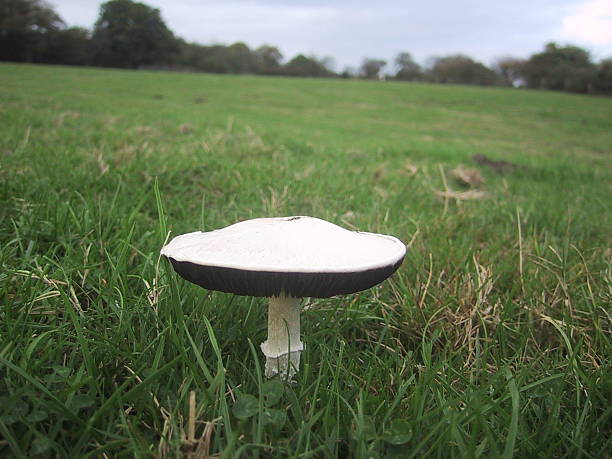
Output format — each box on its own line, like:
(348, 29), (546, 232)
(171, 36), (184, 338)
(0, 63), (610, 457)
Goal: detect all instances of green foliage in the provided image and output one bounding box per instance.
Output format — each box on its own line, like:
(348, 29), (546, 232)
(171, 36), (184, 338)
(284, 54), (335, 77)
(381, 419), (413, 445)
(428, 54), (499, 86)
(595, 58), (612, 93)
(523, 42), (597, 93)
(493, 57), (526, 87)
(38, 27), (91, 65)
(232, 394), (259, 420)
(173, 41), (277, 75)
(394, 52), (423, 81)
(255, 45), (284, 75)
(91, 0), (177, 68)
(361, 58), (387, 80)
(0, 63), (610, 457)
(0, 0), (64, 62)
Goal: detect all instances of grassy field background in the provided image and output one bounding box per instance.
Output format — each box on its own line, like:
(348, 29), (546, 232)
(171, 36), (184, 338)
(0, 63), (610, 457)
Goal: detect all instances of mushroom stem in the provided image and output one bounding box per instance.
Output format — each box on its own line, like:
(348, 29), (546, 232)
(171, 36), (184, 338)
(260, 293), (303, 379)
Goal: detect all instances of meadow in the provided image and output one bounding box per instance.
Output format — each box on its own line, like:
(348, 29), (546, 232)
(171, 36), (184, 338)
(0, 63), (610, 457)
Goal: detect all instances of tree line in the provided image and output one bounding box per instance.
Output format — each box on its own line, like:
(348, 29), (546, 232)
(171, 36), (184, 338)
(2, 0), (610, 94)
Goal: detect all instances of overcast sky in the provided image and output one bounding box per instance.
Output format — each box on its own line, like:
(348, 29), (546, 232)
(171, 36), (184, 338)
(49, 0), (612, 70)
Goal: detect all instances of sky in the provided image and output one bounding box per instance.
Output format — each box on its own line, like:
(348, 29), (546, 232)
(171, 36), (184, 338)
(49, 0), (612, 71)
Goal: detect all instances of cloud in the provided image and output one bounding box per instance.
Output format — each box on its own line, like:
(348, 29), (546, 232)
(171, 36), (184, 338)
(164, 2), (338, 43)
(562, 0), (612, 45)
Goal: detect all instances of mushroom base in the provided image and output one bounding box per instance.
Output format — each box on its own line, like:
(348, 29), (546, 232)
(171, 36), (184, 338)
(263, 350), (302, 379)
(260, 294), (303, 379)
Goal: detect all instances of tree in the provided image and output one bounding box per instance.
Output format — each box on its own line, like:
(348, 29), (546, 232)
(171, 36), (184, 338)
(201, 45), (230, 73)
(394, 52), (422, 81)
(255, 45), (283, 75)
(0, 0), (64, 62)
(91, 0), (177, 68)
(284, 54), (333, 77)
(522, 42), (596, 93)
(172, 39), (200, 70)
(319, 56), (336, 73)
(38, 27), (91, 65)
(361, 58), (386, 79)
(594, 58), (612, 94)
(493, 57), (526, 87)
(427, 54), (498, 86)
(340, 66), (356, 79)
(225, 42), (257, 73)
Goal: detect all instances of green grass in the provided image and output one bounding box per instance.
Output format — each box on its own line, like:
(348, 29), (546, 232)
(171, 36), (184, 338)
(0, 62), (610, 457)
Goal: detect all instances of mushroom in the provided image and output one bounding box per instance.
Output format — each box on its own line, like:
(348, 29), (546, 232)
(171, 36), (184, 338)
(161, 216), (406, 379)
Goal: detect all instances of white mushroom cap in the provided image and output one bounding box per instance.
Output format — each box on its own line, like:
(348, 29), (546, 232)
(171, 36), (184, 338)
(161, 216), (406, 298)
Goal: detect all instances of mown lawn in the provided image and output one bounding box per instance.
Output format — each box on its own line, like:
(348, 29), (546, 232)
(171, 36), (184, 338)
(0, 63), (610, 457)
